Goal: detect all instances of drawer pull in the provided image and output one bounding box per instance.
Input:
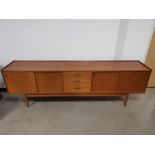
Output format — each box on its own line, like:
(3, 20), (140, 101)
(74, 87), (81, 89)
(74, 80), (81, 83)
(74, 74), (81, 77)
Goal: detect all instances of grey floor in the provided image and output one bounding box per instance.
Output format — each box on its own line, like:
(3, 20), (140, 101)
(0, 88), (155, 135)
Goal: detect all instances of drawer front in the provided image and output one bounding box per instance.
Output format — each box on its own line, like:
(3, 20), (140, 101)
(63, 72), (92, 93)
(63, 72), (92, 78)
(63, 78), (91, 93)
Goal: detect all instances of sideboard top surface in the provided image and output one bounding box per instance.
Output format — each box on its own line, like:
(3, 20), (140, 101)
(3, 60), (151, 72)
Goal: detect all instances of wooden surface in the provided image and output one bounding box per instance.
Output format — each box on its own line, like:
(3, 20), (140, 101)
(145, 29), (155, 86)
(3, 60), (150, 72)
(92, 72), (119, 93)
(63, 79), (91, 93)
(63, 72), (91, 93)
(118, 72), (151, 93)
(3, 72), (37, 93)
(62, 72), (92, 78)
(35, 72), (63, 93)
(2, 60), (151, 107)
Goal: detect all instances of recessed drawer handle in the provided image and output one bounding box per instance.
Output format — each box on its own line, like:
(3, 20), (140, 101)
(74, 87), (81, 89)
(74, 74), (81, 76)
(74, 80), (81, 83)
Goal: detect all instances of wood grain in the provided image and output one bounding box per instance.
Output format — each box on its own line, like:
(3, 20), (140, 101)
(3, 72), (37, 93)
(118, 71), (151, 93)
(35, 72), (63, 93)
(3, 60), (150, 72)
(63, 72), (91, 93)
(63, 78), (91, 93)
(2, 60), (151, 107)
(92, 72), (119, 93)
(63, 72), (92, 78)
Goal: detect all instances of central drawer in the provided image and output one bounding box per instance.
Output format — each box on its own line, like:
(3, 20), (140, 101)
(63, 72), (92, 78)
(63, 72), (92, 93)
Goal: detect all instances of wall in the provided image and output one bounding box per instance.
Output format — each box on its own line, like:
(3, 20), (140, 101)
(0, 19), (154, 87)
(0, 19), (120, 65)
(122, 19), (154, 61)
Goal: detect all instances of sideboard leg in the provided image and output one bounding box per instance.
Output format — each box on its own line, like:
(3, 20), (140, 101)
(24, 95), (29, 107)
(123, 94), (129, 107)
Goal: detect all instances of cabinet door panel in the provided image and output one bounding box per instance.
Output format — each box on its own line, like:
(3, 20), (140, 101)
(92, 72), (119, 93)
(3, 72), (37, 94)
(118, 71), (150, 93)
(35, 72), (63, 93)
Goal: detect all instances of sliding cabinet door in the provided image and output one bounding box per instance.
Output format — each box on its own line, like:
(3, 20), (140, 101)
(3, 71), (37, 94)
(92, 72), (119, 93)
(35, 72), (63, 93)
(118, 71), (150, 93)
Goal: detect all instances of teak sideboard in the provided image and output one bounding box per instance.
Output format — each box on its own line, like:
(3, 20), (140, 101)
(2, 60), (151, 107)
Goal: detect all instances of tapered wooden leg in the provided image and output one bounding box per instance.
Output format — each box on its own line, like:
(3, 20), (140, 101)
(123, 94), (129, 107)
(24, 95), (29, 107)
